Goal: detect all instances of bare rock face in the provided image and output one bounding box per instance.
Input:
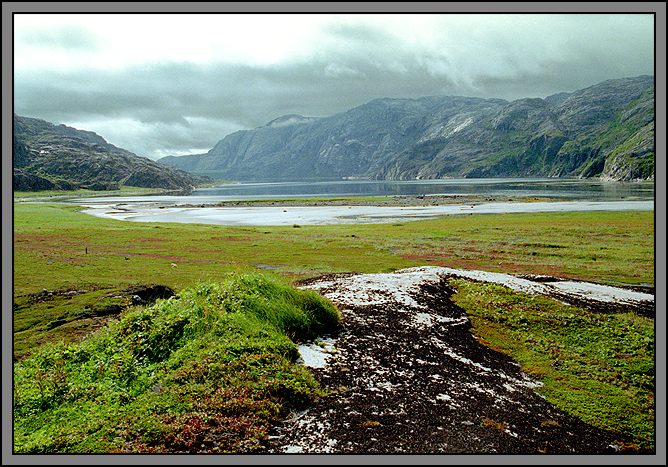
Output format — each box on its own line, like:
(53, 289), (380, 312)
(555, 76), (652, 131)
(13, 115), (208, 192)
(159, 76), (654, 182)
(268, 267), (652, 454)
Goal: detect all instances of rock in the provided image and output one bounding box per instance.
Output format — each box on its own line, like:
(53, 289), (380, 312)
(13, 169), (58, 191)
(13, 138), (31, 168)
(124, 285), (175, 304)
(131, 295), (145, 305)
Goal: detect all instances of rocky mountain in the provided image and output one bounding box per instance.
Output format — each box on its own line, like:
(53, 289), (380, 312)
(159, 75), (654, 182)
(13, 115), (207, 192)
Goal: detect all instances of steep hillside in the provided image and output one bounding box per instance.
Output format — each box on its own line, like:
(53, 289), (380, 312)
(461, 76), (654, 180)
(159, 76), (654, 182)
(13, 115), (207, 192)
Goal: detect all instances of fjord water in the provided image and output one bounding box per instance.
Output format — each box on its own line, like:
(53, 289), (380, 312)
(74, 178), (654, 226)
(192, 178), (654, 201)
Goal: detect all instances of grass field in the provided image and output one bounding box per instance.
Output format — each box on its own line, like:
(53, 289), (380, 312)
(451, 280), (655, 451)
(13, 203), (654, 359)
(14, 202), (654, 291)
(12, 201), (655, 452)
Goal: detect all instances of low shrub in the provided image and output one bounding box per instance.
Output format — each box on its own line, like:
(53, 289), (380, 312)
(14, 273), (340, 453)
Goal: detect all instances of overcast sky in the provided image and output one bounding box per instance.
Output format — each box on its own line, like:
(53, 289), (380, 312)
(13, 13), (654, 160)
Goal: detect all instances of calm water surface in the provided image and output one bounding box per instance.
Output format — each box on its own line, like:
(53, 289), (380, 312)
(193, 178), (654, 201)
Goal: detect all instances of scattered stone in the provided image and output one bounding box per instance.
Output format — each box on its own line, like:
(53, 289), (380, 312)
(131, 295), (145, 305)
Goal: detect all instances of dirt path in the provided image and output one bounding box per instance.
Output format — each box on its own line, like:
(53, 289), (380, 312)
(268, 267), (652, 454)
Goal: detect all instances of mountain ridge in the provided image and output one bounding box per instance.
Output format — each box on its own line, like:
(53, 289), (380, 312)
(13, 115), (208, 192)
(159, 75), (654, 182)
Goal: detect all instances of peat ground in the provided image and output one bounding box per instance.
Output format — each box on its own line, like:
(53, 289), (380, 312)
(268, 268), (653, 454)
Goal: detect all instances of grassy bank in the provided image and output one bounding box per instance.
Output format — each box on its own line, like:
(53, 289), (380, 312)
(13, 203), (653, 359)
(451, 280), (655, 451)
(14, 273), (340, 453)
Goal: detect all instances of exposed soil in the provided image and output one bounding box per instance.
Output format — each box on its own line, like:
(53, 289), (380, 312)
(21, 284), (174, 309)
(121, 284), (175, 305)
(547, 289), (655, 318)
(267, 268), (652, 454)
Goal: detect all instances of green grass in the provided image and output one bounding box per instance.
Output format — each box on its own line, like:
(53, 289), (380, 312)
(14, 273), (340, 453)
(13, 203), (653, 359)
(450, 279), (655, 451)
(13, 203), (654, 290)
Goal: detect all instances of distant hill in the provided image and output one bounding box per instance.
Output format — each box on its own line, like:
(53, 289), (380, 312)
(159, 75), (654, 182)
(13, 115), (207, 192)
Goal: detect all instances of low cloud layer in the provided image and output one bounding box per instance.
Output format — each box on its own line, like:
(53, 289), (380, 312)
(14, 13), (654, 159)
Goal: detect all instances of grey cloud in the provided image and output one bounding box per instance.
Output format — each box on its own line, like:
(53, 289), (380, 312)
(126, 119), (237, 158)
(322, 21), (400, 52)
(324, 63), (365, 78)
(14, 15), (654, 159)
(21, 25), (99, 50)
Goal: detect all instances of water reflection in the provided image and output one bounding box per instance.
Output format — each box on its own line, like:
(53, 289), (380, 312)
(71, 178), (654, 209)
(192, 178), (653, 201)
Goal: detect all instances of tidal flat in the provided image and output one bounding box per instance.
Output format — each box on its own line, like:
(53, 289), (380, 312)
(78, 199), (653, 226)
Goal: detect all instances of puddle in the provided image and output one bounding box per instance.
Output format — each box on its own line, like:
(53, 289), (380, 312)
(254, 263), (283, 270)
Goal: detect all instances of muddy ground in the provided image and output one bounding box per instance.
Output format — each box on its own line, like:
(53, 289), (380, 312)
(267, 268), (653, 454)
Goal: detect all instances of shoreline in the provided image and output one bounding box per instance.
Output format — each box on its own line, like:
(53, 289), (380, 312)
(78, 199), (655, 227)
